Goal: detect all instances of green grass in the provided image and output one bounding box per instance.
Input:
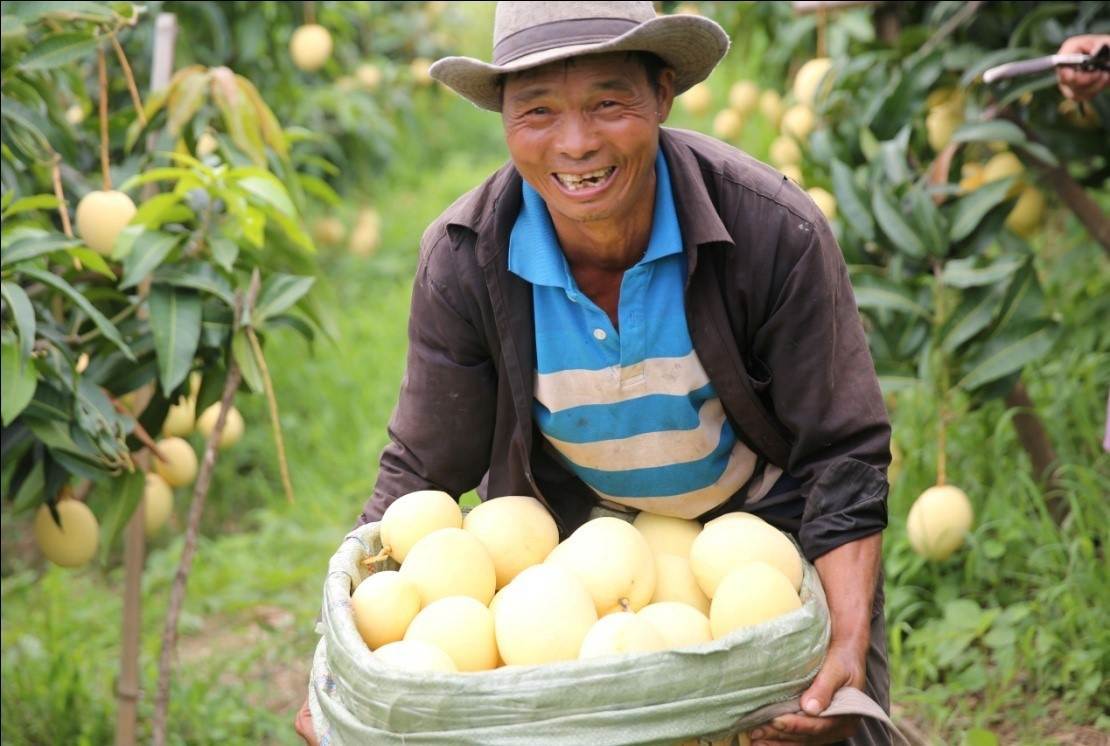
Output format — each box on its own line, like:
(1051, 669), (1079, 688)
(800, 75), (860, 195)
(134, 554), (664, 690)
(3, 8), (1109, 742)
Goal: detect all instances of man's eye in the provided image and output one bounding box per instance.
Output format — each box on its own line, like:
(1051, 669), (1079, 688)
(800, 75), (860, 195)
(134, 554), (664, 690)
(527, 107), (550, 116)
(599, 100), (618, 108)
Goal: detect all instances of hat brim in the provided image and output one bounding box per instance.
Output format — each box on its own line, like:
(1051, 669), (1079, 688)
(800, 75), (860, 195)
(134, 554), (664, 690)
(430, 14), (730, 112)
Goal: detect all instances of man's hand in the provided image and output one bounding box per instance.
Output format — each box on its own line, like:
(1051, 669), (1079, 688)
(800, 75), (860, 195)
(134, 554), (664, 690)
(1057, 35), (1110, 101)
(748, 640), (866, 745)
(294, 696), (318, 746)
(750, 533), (882, 745)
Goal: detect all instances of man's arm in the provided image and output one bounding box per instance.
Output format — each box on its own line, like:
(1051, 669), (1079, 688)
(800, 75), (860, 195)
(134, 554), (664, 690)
(749, 533), (882, 745)
(356, 224), (497, 526)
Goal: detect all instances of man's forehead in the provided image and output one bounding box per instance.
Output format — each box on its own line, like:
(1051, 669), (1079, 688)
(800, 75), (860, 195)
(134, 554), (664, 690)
(505, 52), (646, 88)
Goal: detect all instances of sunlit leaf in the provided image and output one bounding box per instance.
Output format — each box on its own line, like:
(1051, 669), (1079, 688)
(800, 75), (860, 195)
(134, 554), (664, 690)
(1, 193), (59, 218)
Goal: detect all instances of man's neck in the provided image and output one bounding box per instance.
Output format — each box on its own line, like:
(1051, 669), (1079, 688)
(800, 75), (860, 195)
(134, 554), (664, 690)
(551, 181), (656, 273)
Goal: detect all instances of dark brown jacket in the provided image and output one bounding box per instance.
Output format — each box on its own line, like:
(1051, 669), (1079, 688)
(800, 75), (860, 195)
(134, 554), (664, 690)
(357, 127), (892, 561)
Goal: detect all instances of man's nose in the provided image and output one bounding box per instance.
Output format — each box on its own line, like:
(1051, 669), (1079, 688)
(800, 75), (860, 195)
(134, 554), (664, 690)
(555, 113), (602, 162)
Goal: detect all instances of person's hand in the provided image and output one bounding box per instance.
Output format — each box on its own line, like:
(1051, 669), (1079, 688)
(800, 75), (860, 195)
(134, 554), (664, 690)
(747, 641), (866, 745)
(1056, 34), (1110, 102)
(294, 696), (319, 746)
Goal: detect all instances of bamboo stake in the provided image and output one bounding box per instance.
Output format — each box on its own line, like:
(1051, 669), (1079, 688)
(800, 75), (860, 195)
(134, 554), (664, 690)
(116, 454), (147, 746)
(113, 16), (177, 746)
(151, 270), (262, 746)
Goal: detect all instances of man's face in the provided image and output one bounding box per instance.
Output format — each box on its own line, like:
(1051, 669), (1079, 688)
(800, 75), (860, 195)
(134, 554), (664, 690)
(501, 53), (675, 226)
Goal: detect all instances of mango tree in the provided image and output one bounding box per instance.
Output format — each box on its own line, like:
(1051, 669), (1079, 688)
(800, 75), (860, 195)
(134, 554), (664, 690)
(775, 0), (1107, 518)
(1, 2), (326, 742)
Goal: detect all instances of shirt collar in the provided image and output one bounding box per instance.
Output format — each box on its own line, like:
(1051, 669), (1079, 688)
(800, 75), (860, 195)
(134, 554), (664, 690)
(508, 149), (683, 289)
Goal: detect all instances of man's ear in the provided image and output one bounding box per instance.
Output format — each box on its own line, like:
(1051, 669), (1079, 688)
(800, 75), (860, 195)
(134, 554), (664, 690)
(656, 68), (678, 122)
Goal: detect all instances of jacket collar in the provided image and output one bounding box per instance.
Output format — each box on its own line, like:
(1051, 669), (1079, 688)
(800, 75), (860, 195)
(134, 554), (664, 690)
(453, 127), (735, 268)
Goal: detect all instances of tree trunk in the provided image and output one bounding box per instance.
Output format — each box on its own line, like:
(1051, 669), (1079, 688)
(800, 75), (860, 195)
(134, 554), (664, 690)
(1005, 380), (1067, 523)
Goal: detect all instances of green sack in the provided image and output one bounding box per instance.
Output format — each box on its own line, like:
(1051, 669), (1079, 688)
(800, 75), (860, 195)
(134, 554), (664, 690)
(309, 514), (831, 746)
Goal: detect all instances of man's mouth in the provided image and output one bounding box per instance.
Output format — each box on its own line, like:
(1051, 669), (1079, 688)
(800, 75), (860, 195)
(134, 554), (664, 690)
(552, 166), (616, 192)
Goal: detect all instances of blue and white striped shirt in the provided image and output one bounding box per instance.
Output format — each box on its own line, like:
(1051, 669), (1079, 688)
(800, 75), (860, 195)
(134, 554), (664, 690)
(508, 151), (779, 518)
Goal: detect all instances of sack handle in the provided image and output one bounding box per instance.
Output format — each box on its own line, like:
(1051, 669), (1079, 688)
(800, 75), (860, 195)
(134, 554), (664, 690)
(730, 687), (910, 745)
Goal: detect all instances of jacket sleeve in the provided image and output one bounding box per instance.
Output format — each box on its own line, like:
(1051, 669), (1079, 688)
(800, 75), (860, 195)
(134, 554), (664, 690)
(356, 228), (496, 526)
(752, 212), (892, 562)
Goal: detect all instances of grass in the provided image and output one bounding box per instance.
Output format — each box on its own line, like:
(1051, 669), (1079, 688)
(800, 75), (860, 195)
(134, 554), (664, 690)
(3, 5), (1109, 743)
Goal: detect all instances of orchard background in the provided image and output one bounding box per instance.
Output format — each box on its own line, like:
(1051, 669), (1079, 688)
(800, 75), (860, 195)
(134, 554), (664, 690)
(1, 2), (1107, 744)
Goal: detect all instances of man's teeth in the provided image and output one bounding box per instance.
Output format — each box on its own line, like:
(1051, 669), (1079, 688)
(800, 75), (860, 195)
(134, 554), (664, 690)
(556, 167), (614, 190)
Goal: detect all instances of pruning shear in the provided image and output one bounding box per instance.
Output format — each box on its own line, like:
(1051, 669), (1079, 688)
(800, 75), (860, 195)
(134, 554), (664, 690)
(982, 44), (1110, 83)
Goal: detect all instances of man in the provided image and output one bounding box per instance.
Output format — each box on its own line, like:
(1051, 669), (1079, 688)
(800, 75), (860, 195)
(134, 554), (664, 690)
(298, 3), (892, 744)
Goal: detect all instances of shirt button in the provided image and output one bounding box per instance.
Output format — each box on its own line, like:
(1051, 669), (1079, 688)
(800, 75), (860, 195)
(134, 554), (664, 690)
(593, 328), (607, 341)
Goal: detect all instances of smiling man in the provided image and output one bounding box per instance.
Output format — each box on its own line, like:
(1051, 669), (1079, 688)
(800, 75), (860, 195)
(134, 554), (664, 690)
(298, 3), (895, 745)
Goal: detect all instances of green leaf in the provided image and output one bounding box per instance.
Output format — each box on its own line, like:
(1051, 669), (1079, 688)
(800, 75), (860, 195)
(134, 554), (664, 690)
(297, 174), (341, 206)
(166, 70), (210, 137)
(963, 728), (999, 746)
(116, 167), (199, 192)
(948, 177), (1016, 242)
(18, 31), (99, 71)
(132, 192), (189, 229)
(878, 375), (922, 394)
(941, 256), (1024, 289)
(208, 237), (238, 272)
(98, 470), (145, 565)
(1, 193), (59, 218)
(120, 232), (181, 289)
(951, 120), (1026, 146)
(957, 327), (1055, 392)
(8, 2), (117, 24)
(20, 268), (135, 360)
(0, 281), (36, 361)
(152, 264), (235, 307)
(830, 160), (874, 242)
(942, 288), (1004, 353)
(1015, 140), (1059, 167)
(1, 234), (82, 268)
(1, 339), (37, 425)
(853, 286), (930, 318)
(232, 330), (263, 393)
(872, 189), (926, 258)
(1, 15), (28, 41)
(235, 174), (296, 216)
(908, 187), (947, 256)
(254, 274), (315, 325)
(148, 286), (202, 397)
(67, 248), (115, 279)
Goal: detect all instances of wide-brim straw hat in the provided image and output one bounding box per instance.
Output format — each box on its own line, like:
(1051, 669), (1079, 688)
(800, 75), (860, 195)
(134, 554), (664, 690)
(430, 1), (731, 112)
